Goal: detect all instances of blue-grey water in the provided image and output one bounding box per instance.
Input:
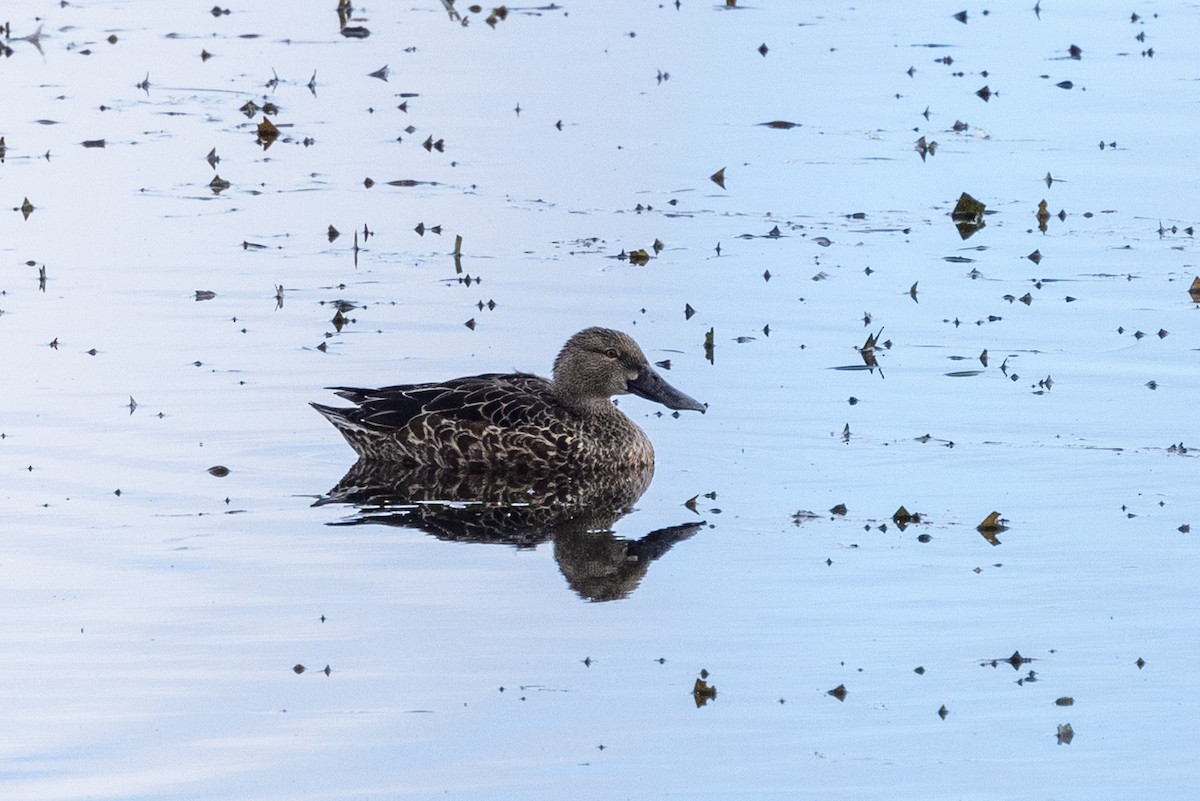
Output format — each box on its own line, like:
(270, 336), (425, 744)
(2, 2), (1197, 799)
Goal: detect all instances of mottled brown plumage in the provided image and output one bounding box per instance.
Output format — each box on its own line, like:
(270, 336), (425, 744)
(311, 327), (705, 470)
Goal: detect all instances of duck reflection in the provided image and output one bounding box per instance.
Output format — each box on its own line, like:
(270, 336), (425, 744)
(315, 459), (701, 602)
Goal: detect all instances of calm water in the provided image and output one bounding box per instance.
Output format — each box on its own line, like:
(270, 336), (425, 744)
(3, 2), (1198, 799)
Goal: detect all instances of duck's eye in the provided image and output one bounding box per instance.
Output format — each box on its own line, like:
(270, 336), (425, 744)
(604, 348), (619, 359)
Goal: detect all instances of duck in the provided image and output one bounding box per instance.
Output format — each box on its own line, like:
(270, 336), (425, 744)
(311, 327), (705, 471)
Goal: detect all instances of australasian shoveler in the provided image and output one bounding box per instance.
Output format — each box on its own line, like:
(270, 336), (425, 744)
(311, 327), (705, 471)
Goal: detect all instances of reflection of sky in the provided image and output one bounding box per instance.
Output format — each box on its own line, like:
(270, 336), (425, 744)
(3, 2), (1198, 799)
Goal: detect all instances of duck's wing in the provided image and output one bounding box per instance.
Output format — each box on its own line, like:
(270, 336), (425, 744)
(326, 373), (559, 431)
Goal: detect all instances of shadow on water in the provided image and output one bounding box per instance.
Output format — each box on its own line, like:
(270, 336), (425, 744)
(314, 459), (702, 602)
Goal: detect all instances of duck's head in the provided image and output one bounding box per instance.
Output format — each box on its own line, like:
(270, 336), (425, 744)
(552, 327), (706, 414)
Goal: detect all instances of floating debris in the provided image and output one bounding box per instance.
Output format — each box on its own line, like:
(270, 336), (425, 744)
(892, 506), (920, 530)
(368, 64), (388, 81)
(693, 676), (717, 707)
(1056, 723), (1074, 745)
(759, 120), (800, 129)
(710, 167), (726, 189)
(915, 135), (937, 160)
(195, 290), (216, 301)
(827, 684), (847, 702)
(951, 192), (986, 239)
(19, 197), (34, 220)
(209, 175), (230, 193)
(208, 465), (230, 477)
(977, 511), (1007, 545)
(256, 116), (280, 148)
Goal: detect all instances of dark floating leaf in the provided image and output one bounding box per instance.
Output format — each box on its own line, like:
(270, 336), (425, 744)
(1068, 44), (1082, 59)
(1136, 657), (1145, 669)
(195, 290), (216, 301)
(976, 85), (992, 102)
(759, 120), (799, 129)
(341, 25), (370, 39)
(938, 705), (949, 719)
(328, 225), (340, 242)
(757, 42), (769, 57)
(293, 664), (306, 674)
(952, 192), (986, 239)
(20, 197), (34, 220)
(627, 249), (650, 266)
(255, 116), (280, 148)
(977, 511), (1007, 545)
(685, 303), (696, 320)
(693, 677), (717, 707)
(1028, 249), (1042, 264)
(208, 175), (230, 193)
(81, 139), (106, 148)
(208, 465), (230, 477)
(368, 64), (389, 81)
(207, 147), (220, 169)
(1056, 80), (1074, 90)
(464, 318), (476, 330)
(1056, 723), (1074, 745)
(1188, 276), (1200, 303)
(914, 135), (937, 160)
(1056, 697), (1075, 706)
(953, 10), (968, 23)
(710, 167), (726, 189)
(828, 684), (847, 702)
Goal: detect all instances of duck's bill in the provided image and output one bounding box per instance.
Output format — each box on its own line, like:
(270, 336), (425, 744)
(628, 367), (706, 413)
